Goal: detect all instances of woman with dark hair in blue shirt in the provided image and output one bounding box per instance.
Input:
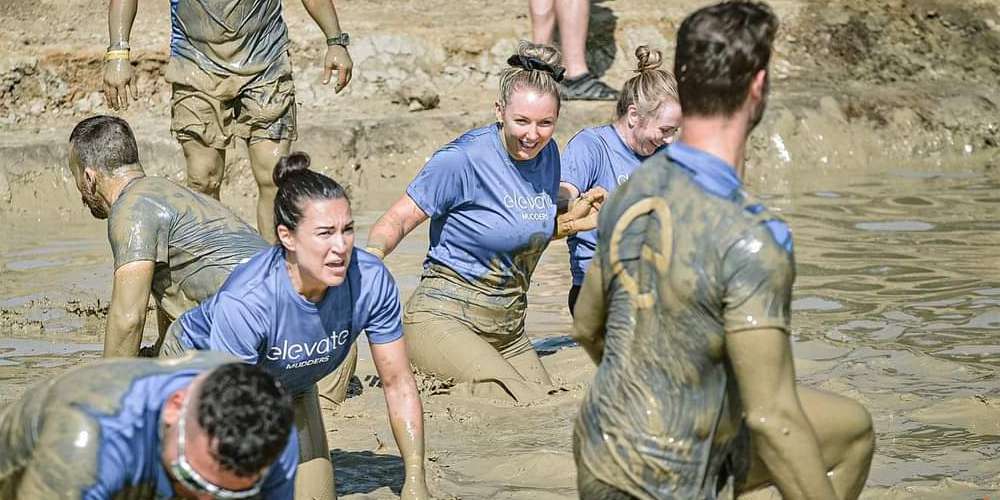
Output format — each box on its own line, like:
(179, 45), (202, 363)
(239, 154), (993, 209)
(366, 41), (606, 402)
(161, 152), (429, 500)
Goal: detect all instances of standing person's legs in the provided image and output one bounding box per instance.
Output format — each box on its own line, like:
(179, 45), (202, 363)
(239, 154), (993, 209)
(240, 74), (297, 243)
(529, 0), (557, 44)
(568, 284), (581, 315)
(248, 138), (290, 243)
(293, 385), (337, 500)
(182, 141), (226, 199)
(553, 0), (590, 79)
(738, 386), (875, 499)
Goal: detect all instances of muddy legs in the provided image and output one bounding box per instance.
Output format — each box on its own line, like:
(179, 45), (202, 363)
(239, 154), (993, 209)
(740, 386), (875, 499)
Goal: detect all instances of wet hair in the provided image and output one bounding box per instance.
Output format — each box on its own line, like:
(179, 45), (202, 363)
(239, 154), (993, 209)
(616, 46), (679, 120)
(197, 363), (293, 477)
(498, 41), (564, 112)
(674, 1), (778, 117)
(68, 115), (141, 173)
(272, 151), (349, 237)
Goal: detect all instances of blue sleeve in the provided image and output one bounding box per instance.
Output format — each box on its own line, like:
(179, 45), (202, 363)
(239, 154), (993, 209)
(261, 427), (299, 500)
(360, 260), (404, 345)
(207, 293), (267, 365)
(405, 147), (475, 218)
(560, 131), (604, 192)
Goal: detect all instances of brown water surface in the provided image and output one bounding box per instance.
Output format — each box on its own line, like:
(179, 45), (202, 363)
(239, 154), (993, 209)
(0, 166), (998, 497)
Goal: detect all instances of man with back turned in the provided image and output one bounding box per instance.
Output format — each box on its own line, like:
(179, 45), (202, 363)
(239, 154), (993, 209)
(571, 2), (875, 498)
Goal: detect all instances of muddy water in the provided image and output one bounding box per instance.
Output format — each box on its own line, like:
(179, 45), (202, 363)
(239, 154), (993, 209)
(1, 166), (998, 497)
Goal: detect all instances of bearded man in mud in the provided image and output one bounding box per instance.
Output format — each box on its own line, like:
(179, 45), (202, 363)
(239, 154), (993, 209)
(68, 115), (268, 357)
(571, 2), (875, 499)
(0, 353), (298, 499)
(103, 0), (354, 244)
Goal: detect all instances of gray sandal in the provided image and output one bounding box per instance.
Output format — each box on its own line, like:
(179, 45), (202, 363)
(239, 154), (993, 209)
(560, 73), (619, 101)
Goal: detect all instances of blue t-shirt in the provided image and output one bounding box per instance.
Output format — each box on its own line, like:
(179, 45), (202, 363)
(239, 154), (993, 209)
(0, 354), (297, 499)
(177, 246), (404, 395)
(406, 123), (560, 296)
(93, 368), (297, 499)
(561, 125), (656, 285)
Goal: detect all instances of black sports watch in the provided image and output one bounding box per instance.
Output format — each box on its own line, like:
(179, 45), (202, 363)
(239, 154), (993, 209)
(326, 32), (350, 47)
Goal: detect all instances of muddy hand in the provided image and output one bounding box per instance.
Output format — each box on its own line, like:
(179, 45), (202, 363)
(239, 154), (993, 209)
(566, 187), (608, 221)
(103, 59), (136, 111)
(400, 476), (431, 500)
(322, 44), (354, 93)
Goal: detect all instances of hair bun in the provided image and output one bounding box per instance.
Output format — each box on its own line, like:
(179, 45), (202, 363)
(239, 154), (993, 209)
(634, 45), (663, 73)
(273, 152), (312, 187)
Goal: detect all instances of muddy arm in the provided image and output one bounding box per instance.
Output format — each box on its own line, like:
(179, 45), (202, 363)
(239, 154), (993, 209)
(300, 0), (353, 91)
(727, 328), (838, 499)
(104, 260), (154, 357)
(370, 338), (430, 499)
(571, 263), (608, 364)
(366, 195), (428, 260)
(107, 0), (136, 48)
(104, 0), (137, 110)
(553, 187), (607, 240)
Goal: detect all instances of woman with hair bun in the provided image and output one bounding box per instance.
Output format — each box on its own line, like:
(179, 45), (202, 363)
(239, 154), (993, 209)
(366, 41), (607, 402)
(561, 45), (682, 312)
(160, 152), (429, 500)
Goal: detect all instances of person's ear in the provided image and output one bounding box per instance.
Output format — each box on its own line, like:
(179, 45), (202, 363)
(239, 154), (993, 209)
(277, 225), (296, 252)
(162, 388), (187, 427)
(627, 104), (641, 128)
(83, 167), (98, 187)
(494, 101), (504, 124)
(749, 69), (767, 103)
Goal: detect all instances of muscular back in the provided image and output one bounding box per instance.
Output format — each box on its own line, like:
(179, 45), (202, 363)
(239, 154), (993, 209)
(575, 153), (794, 498)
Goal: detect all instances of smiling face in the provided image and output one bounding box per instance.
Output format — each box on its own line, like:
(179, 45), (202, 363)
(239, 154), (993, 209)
(277, 197), (355, 292)
(67, 144), (111, 219)
(627, 99), (683, 156)
(495, 88), (559, 161)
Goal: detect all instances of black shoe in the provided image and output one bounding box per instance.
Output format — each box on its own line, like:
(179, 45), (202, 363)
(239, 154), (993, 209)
(560, 73), (619, 101)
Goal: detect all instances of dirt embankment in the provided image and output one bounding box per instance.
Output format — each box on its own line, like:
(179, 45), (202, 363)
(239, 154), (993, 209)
(2, 0), (999, 220)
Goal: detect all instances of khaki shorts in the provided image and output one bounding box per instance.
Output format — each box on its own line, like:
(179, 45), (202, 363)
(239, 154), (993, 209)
(166, 57), (297, 149)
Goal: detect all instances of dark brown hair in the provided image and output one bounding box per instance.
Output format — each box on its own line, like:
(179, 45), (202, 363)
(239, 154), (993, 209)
(674, 1), (779, 117)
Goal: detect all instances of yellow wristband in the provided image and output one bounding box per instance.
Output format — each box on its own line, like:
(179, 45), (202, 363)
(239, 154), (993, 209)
(365, 247), (386, 260)
(104, 49), (130, 61)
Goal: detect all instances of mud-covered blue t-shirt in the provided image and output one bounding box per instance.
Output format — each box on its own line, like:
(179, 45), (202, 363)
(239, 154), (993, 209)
(177, 246), (403, 395)
(406, 123), (560, 296)
(561, 125), (655, 286)
(0, 353), (297, 499)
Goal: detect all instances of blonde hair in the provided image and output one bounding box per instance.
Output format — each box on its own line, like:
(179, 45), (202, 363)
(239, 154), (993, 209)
(498, 41), (564, 111)
(616, 46), (679, 119)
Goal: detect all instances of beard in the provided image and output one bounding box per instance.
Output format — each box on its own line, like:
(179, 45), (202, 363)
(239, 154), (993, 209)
(81, 185), (109, 219)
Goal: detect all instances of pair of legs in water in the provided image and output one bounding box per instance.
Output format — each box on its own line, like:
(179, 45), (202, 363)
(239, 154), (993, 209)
(576, 387), (874, 499)
(403, 269), (552, 402)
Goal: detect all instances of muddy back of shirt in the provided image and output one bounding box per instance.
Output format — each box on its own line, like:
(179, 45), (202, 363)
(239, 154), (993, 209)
(177, 246), (403, 395)
(107, 176), (269, 320)
(575, 142), (794, 499)
(170, 0), (289, 79)
(406, 123), (560, 298)
(561, 124), (654, 286)
(0, 352), (297, 499)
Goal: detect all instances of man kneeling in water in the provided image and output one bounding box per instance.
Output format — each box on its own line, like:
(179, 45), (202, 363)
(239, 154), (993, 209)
(572, 2), (875, 498)
(0, 353), (297, 498)
(68, 115), (269, 357)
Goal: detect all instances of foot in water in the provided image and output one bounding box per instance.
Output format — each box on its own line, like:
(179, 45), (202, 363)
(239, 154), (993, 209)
(560, 72), (619, 101)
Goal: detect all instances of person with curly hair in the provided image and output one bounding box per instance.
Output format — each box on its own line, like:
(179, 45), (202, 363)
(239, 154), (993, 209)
(0, 353), (297, 499)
